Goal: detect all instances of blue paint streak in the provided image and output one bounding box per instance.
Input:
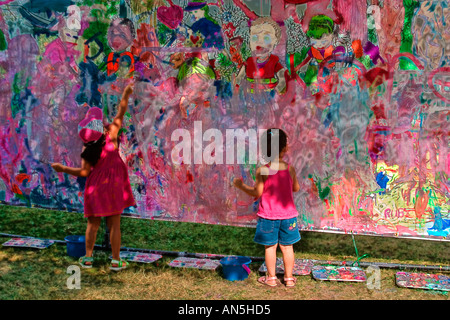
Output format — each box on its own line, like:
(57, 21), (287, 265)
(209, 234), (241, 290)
(428, 207), (450, 237)
(375, 171), (389, 195)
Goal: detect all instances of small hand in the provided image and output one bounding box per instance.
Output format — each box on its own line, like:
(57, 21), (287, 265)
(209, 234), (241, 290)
(51, 163), (65, 173)
(123, 83), (134, 96)
(233, 178), (243, 188)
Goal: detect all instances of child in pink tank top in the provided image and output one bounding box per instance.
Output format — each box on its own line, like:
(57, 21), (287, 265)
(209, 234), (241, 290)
(233, 128), (301, 288)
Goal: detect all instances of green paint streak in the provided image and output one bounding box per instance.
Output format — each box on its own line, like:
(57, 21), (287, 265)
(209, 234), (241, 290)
(301, 215), (315, 226)
(427, 188), (439, 207)
(79, 0), (120, 18)
(316, 179), (330, 201)
(82, 20), (111, 64)
(400, 0), (421, 70)
(0, 29), (7, 51)
(367, 27), (378, 45)
(11, 73), (28, 118)
(250, 163), (256, 182)
(79, 1), (122, 69)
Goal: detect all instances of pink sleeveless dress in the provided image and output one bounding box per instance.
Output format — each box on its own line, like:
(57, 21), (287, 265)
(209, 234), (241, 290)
(84, 134), (135, 217)
(257, 164), (298, 220)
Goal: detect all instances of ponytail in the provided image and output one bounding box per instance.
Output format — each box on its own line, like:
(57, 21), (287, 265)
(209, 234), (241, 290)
(80, 134), (106, 166)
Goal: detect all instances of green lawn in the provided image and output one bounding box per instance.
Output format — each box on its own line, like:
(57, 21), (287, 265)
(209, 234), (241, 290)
(0, 205), (449, 300)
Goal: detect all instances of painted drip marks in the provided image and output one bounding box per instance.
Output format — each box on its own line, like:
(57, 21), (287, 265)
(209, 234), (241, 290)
(0, 0), (449, 240)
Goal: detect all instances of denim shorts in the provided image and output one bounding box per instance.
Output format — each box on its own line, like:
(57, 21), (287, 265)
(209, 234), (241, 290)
(254, 217), (301, 246)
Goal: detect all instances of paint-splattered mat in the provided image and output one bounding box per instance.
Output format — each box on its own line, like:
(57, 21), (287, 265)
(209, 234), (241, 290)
(396, 272), (450, 291)
(169, 257), (221, 270)
(258, 258), (313, 275)
(2, 237), (55, 249)
(109, 252), (162, 264)
(312, 265), (367, 282)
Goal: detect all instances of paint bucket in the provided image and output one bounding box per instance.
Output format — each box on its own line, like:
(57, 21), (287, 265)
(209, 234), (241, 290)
(65, 235), (86, 258)
(220, 256), (252, 281)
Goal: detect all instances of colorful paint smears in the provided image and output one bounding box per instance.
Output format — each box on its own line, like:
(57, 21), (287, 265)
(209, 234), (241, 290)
(312, 265), (367, 282)
(259, 258), (313, 276)
(0, 1), (449, 240)
(169, 257), (221, 270)
(110, 251), (163, 264)
(2, 237), (55, 249)
(396, 272), (450, 291)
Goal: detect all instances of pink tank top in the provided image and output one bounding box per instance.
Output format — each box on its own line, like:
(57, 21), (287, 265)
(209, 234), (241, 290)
(257, 164), (298, 220)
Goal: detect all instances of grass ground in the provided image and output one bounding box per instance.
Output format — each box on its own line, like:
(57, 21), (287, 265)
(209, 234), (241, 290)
(0, 205), (449, 300)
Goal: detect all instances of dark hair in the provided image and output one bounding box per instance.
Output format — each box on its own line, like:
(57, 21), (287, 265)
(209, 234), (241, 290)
(261, 128), (287, 160)
(80, 134), (106, 166)
(109, 17), (136, 39)
(80, 127), (123, 166)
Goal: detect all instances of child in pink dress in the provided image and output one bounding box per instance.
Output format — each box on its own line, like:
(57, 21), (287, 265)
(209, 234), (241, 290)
(51, 84), (135, 271)
(233, 128), (301, 287)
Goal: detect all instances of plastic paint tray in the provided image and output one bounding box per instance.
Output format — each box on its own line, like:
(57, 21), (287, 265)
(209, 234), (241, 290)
(259, 258), (313, 276)
(2, 237), (55, 249)
(169, 257), (221, 270)
(312, 265), (367, 282)
(109, 251), (162, 264)
(396, 272), (450, 291)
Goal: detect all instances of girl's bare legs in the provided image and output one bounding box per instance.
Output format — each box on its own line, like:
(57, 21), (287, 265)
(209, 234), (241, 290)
(86, 217), (101, 258)
(279, 244), (295, 286)
(106, 214), (121, 261)
(264, 244), (278, 285)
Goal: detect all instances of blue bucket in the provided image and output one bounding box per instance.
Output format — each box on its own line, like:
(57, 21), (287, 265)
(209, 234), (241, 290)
(220, 256), (252, 281)
(65, 235), (86, 258)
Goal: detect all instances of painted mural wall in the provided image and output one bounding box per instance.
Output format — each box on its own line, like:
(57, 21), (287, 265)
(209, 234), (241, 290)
(0, 0), (449, 240)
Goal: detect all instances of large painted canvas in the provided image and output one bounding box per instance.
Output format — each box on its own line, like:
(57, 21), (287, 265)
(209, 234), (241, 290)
(0, 0), (449, 240)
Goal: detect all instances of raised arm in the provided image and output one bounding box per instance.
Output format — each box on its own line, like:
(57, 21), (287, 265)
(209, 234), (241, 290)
(233, 167), (265, 198)
(109, 83), (134, 142)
